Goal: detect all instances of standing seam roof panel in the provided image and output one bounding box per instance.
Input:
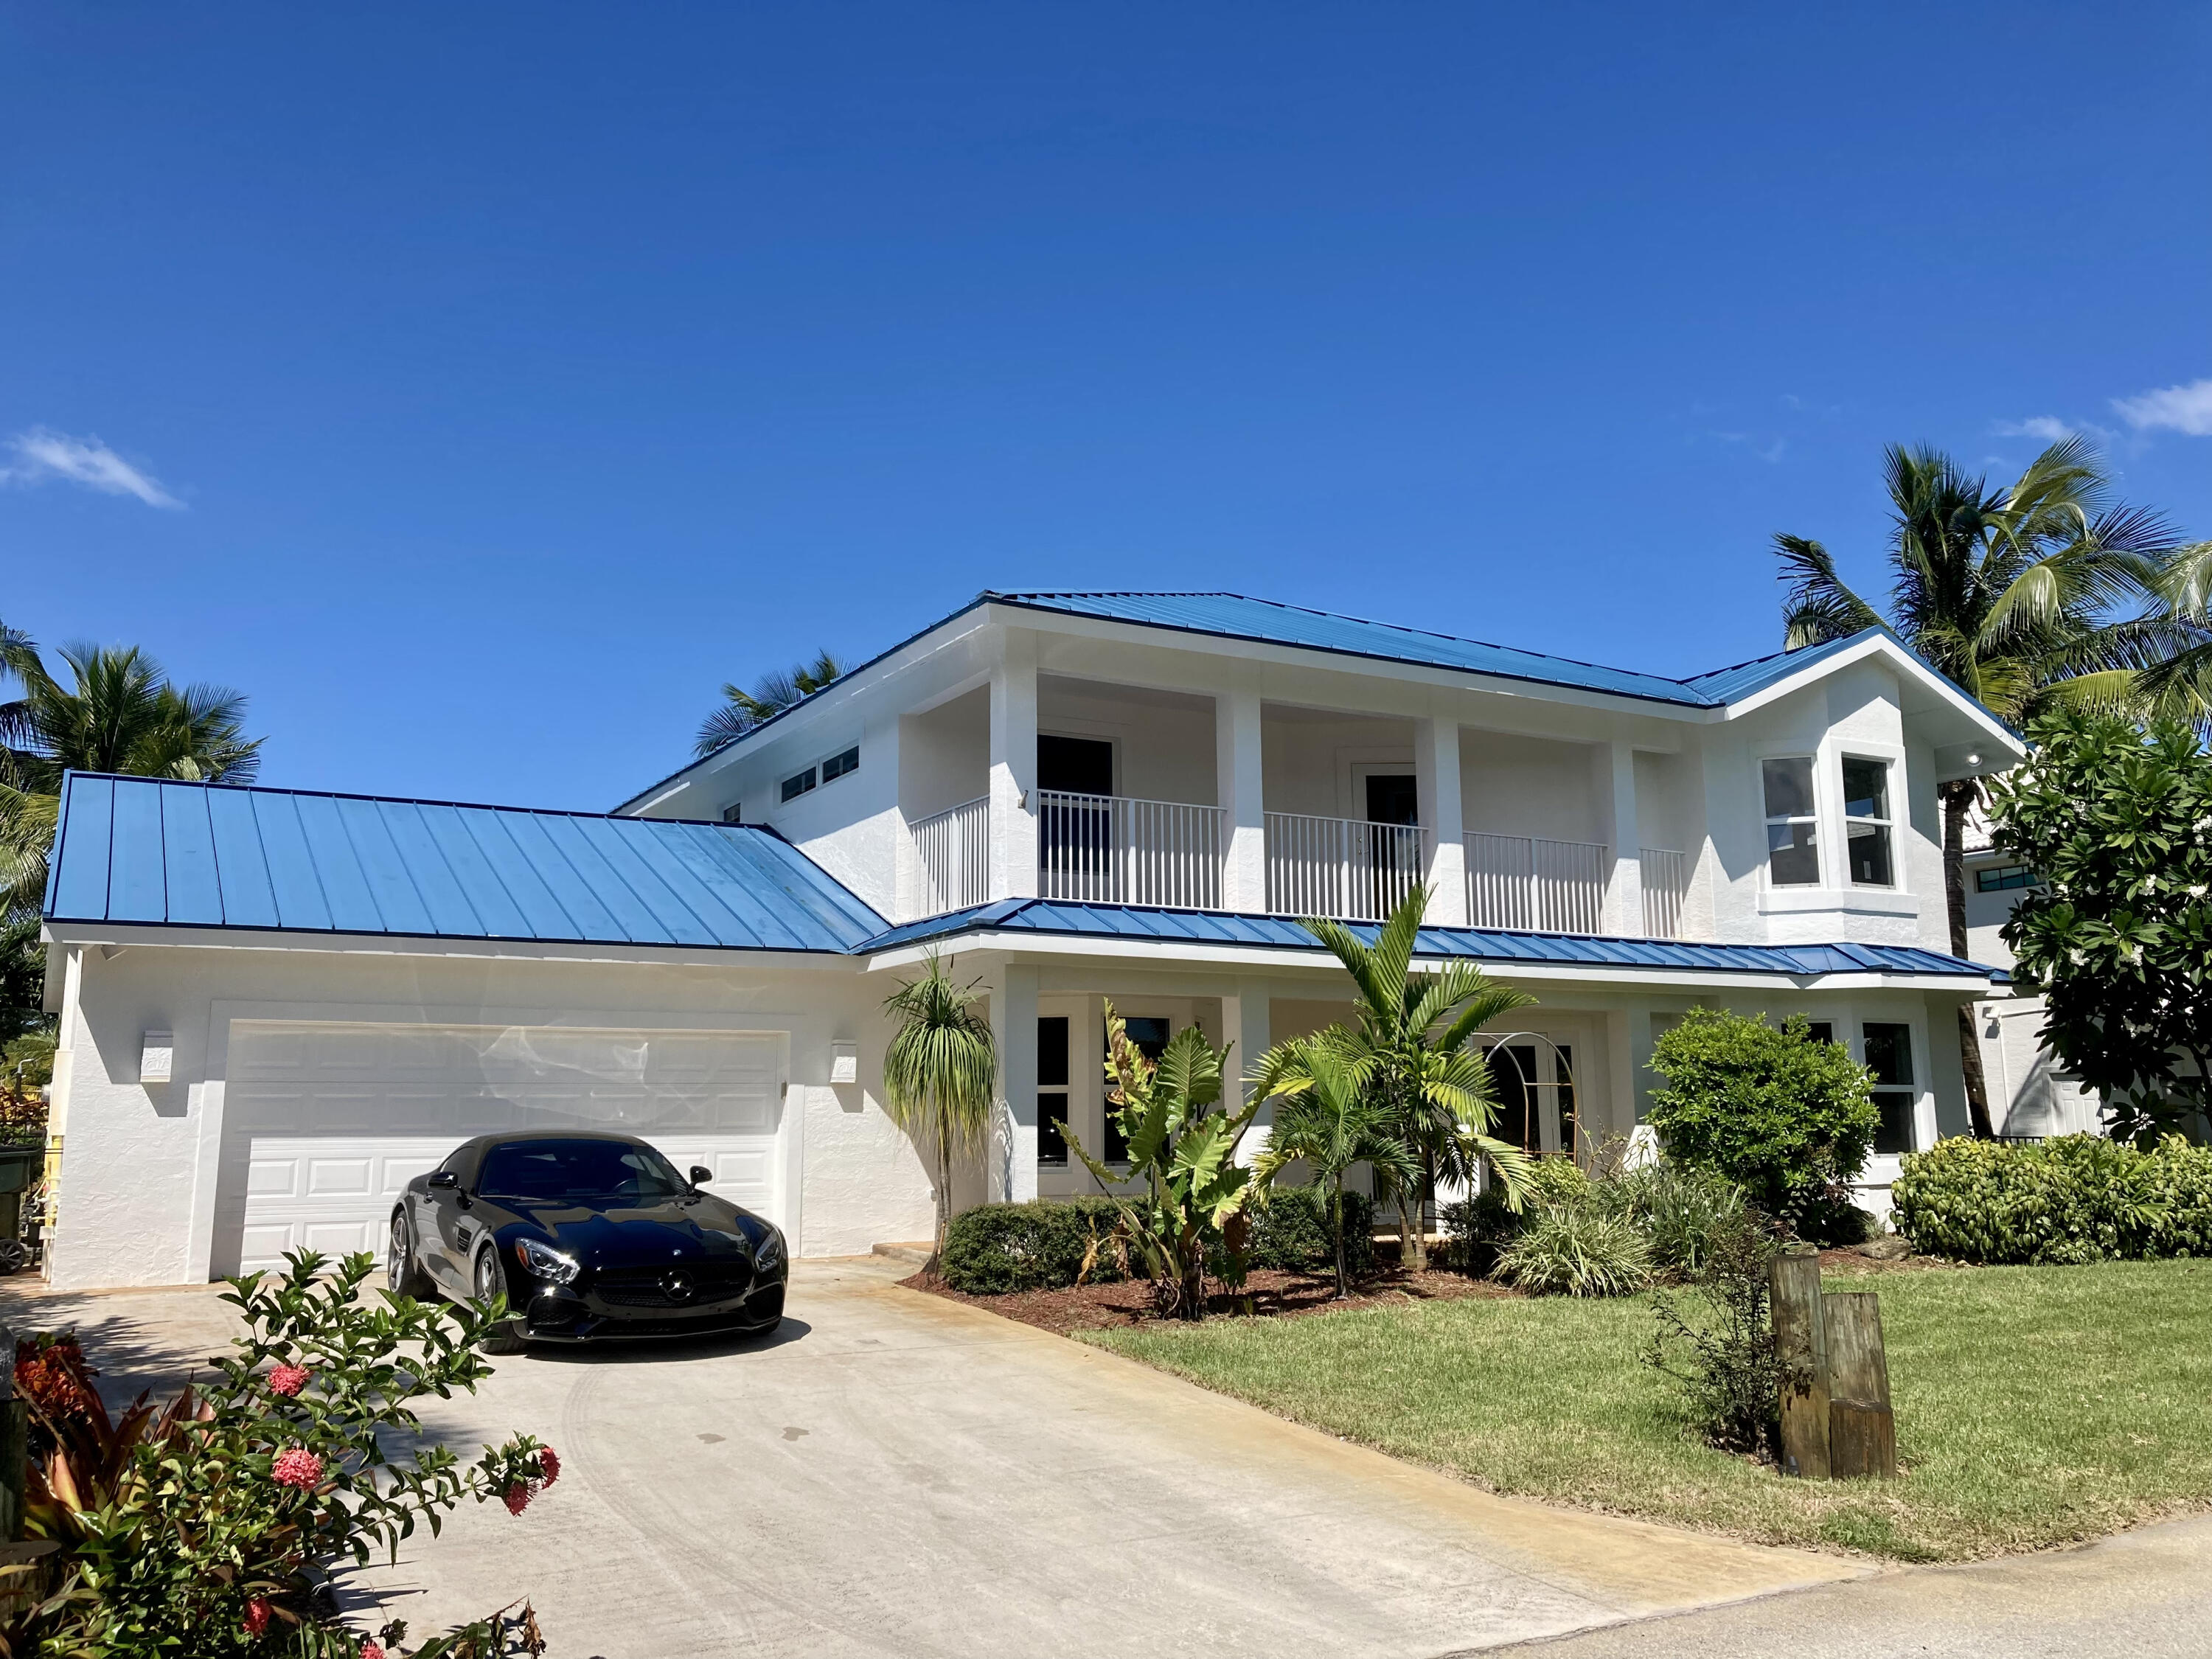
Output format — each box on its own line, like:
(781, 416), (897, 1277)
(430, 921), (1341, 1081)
(159, 785), (224, 922)
(453, 808), (582, 940)
(250, 792), (335, 931)
(570, 818), (723, 947)
(330, 797), (433, 936)
(106, 782), (169, 923)
(375, 804), (488, 938)
(48, 776), (114, 922)
(416, 805), (535, 939)
(204, 787), (279, 928)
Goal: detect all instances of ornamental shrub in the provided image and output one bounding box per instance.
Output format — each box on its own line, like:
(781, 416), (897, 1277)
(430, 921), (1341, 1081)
(1237, 1184), (1375, 1277)
(1646, 1008), (1879, 1238)
(4, 1251), (553, 1657)
(939, 1198), (1130, 1294)
(1645, 1214), (1785, 1456)
(1610, 1162), (1751, 1276)
(1890, 1133), (2212, 1264)
(1493, 1204), (1652, 1297)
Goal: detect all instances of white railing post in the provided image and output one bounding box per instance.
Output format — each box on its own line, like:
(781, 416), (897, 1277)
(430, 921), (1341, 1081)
(909, 796), (992, 919)
(1639, 847), (1688, 939)
(1034, 790), (1225, 910)
(1464, 832), (1609, 935)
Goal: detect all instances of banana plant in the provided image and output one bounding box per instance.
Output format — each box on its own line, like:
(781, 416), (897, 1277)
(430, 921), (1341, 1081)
(1060, 1004), (1262, 1320)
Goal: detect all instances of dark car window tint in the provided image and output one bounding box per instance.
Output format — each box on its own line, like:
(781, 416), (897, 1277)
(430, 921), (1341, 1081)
(476, 1140), (686, 1203)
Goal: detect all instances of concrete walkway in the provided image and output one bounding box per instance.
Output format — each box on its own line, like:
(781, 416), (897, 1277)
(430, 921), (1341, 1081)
(0, 1256), (1861, 1657)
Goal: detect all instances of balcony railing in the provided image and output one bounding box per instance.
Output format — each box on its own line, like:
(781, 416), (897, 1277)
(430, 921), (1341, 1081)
(911, 796), (989, 917)
(1266, 812), (1425, 922)
(1037, 790), (1225, 909)
(1640, 846), (1690, 939)
(1464, 833), (1607, 933)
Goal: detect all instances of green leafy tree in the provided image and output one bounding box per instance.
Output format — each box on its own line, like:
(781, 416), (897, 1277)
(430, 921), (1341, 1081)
(693, 649), (846, 756)
(1251, 1037), (1416, 1298)
(1291, 883), (1534, 1269)
(1646, 1007), (1878, 1237)
(1987, 711), (2212, 1145)
(1062, 1006), (1260, 1319)
(880, 953), (998, 1270)
(1773, 437), (2180, 1137)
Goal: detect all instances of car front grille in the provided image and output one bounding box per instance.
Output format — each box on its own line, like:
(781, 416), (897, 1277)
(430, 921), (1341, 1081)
(592, 1262), (753, 1309)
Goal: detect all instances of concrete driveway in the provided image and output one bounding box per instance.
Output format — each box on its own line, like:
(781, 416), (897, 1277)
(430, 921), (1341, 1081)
(1, 1257), (1866, 1657)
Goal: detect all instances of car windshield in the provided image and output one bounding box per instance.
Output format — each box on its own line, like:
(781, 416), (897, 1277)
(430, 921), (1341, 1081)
(476, 1139), (687, 1205)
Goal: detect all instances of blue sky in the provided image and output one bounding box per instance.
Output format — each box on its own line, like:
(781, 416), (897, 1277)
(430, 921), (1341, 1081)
(5, 3), (2208, 811)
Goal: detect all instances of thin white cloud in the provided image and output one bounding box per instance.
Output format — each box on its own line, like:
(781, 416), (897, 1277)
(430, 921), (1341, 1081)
(0, 426), (182, 509)
(1995, 416), (2076, 442)
(2112, 378), (2212, 437)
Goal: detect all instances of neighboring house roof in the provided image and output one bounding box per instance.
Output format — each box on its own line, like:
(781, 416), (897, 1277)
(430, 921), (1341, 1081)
(855, 897), (2009, 984)
(43, 773), (888, 954)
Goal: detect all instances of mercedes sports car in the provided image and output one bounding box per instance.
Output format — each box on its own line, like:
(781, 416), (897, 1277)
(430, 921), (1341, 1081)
(388, 1130), (787, 1349)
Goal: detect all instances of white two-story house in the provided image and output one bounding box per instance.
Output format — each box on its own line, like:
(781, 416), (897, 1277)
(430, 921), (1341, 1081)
(39, 590), (2020, 1288)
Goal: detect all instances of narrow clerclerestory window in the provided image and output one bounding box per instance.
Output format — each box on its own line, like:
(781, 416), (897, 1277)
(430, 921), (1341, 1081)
(779, 766), (817, 804)
(1037, 1016), (1070, 1167)
(821, 745), (860, 783)
(1842, 757), (1893, 886)
(1761, 757), (1820, 886)
(1975, 864), (2035, 893)
(1863, 1023), (1916, 1154)
(721, 803), (742, 824)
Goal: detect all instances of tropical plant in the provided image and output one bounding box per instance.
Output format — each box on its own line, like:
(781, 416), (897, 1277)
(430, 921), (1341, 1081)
(2131, 537), (2212, 737)
(1644, 1214), (1785, 1456)
(1494, 1202), (1652, 1298)
(1060, 1006), (1261, 1319)
(1646, 1008), (1878, 1239)
(880, 953), (998, 1272)
(1611, 1161), (1750, 1276)
(1287, 883), (1534, 1269)
(692, 648), (846, 757)
(0, 625), (262, 918)
(1772, 437), (2183, 1135)
(1250, 1037), (1416, 1298)
(2, 1251), (552, 1656)
(1986, 710), (2212, 1145)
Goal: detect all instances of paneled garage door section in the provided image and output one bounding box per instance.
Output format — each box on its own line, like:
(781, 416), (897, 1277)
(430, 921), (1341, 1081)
(220, 1022), (785, 1275)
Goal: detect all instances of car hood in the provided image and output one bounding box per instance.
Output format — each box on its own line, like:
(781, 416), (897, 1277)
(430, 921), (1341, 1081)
(507, 1198), (762, 1263)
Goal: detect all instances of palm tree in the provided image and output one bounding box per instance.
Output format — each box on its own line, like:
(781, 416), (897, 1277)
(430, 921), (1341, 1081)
(880, 953), (998, 1273)
(1251, 1037), (1416, 1298)
(694, 650), (847, 757)
(1775, 437), (2180, 1138)
(1, 628), (260, 916)
(1288, 883), (1536, 1270)
(2133, 538), (2212, 734)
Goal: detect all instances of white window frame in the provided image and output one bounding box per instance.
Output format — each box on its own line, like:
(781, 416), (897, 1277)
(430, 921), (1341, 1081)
(1758, 753), (1823, 890)
(1839, 754), (1897, 889)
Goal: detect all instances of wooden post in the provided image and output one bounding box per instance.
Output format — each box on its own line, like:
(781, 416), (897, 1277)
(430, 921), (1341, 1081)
(1768, 1245), (1830, 1479)
(1823, 1291), (1897, 1479)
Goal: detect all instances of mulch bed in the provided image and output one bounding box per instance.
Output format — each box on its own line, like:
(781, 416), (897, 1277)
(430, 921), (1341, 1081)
(905, 1248), (1516, 1336)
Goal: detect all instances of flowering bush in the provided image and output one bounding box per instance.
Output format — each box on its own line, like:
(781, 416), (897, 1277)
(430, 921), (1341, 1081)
(1, 1251), (555, 1656)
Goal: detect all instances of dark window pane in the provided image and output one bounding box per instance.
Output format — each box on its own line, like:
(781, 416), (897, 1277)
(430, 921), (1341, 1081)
(1804, 1021), (1835, 1046)
(1038, 1094), (1068, 1166)
(1037, 735), (1115, 797)
(1976, 865), (2035, 892)
(1767, 820), (1820, 886)
(1364, 773), (1419, 826)
(1554, 1044), (1576, 1158)
(822, 745), (860, 782)
(779, 768), (816, 803)
(1873, 1091), (1916, 1155)
(1847, 820), (1893, 886)
(1762, 757), (1815, 819)
(720, 803), (742, 824)
(1841, 758), (1888, 821)
(1037, 1017), (1069, 1088)
(1487, 1046), (1537, 1152)
(1863, 1023), (1913, 1088)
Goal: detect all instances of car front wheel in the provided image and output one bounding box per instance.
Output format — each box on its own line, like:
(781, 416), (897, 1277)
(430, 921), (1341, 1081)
(387, 1212), (434, 1300)
(474, 1247), (525, 1354)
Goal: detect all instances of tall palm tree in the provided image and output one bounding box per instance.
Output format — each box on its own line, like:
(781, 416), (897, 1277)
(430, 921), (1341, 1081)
(1251, 1037), (1416, 1298)
(2134, 538), (2212, 734)
(880, 953), (998, 1273)
(0, 628), (261, 916)
(1774, 437), (2180, 1138)
(694, 649), (847, 757)
(1286, 883), (1535, 1270)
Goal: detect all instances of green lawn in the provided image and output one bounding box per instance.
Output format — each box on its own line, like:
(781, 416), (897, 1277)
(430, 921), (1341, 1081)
(1081, 1260), (2212, 1560)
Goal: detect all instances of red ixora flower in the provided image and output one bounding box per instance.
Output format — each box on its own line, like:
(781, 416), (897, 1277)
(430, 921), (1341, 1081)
(243, 1597), (273, 1638)
(536, 1446), (560, 1488)
(502, 1481), (532, 1517)
(359, 1642), (386, 1659)
(271, 1447), (324, 1489)
(267, 1363), (310, 1398)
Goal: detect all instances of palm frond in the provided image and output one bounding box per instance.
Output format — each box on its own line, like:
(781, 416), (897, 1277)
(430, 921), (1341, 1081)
(1773, 535), (1881, 649)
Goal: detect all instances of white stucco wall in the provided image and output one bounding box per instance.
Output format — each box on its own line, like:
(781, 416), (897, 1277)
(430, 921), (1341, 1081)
(1036, 678), (1218, 806)
(1458, 728), (1605, 843)
(47, 943), (935, 1290)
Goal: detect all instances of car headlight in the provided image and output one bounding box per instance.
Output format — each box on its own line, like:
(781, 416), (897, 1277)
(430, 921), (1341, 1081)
(514, 1236), (580, 1284)
(754, 1228), (786, 1276)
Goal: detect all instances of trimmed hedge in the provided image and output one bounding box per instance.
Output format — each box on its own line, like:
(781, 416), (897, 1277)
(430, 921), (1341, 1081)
(1237, 1185), (1375, 1277)
(939, 1198), (1130, 1294)
(1891, 1134), (2212, 1265)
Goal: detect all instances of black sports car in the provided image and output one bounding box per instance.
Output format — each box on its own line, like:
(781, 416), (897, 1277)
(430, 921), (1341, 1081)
(388, 1130), (787, 1350)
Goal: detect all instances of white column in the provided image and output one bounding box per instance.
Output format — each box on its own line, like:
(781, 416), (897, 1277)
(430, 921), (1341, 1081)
(986, 960), (1040, 1203)
(988, 630), (1040, 901)
(1603, 739), (1643, 937)
(1416, 717), (1466, 925)
(1215, 683), (1265, 912)
(1220, 978), (1273, 1163)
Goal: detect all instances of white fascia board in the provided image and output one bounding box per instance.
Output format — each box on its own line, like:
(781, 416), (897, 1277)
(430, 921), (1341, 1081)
(860, 929), (2000, 993)
(38, 922), (863, 975)
(1720, 635), (2025, 761)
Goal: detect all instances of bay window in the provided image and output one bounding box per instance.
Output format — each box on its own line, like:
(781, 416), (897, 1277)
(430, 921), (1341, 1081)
(1842, 757), (1894, 886)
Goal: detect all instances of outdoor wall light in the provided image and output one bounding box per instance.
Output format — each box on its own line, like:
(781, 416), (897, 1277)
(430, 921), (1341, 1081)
(830, 1040), (859, 1085)
(139, 1030), (175, 1085)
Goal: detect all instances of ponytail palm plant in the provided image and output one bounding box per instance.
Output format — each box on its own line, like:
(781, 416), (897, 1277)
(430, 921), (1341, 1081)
(1774, 437), (2183, 1136)
(880, 953), (998, 1272)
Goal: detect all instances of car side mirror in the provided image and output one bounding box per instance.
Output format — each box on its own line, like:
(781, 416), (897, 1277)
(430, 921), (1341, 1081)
(428, 1170), (459, 1190)
(688, 1166), (713, 1187)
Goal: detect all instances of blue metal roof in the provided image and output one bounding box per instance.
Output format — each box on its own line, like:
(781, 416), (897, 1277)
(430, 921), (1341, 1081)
(45, 773), (888, 953)
(856, 898), (2007, 983)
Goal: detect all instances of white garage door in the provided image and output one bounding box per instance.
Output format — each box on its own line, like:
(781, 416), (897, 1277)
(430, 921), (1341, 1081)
(218, 1021), (785, 1276)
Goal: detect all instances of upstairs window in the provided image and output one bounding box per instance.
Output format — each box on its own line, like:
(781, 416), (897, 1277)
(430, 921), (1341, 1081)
(1863, 1023), (1917, 1154)
(1976, 864), (2035, 892)
(720, 803), (743, 824)
(1842, 757), (1894, 887)
(779, 767), (817, 804)
(1761, 758), (1820, 886)
(821, 745), (860, 783)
